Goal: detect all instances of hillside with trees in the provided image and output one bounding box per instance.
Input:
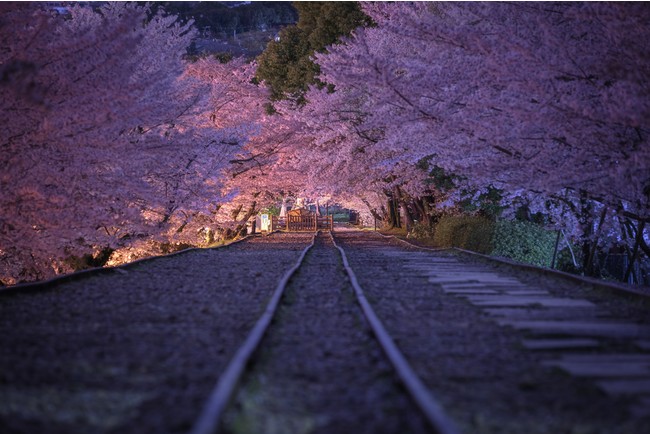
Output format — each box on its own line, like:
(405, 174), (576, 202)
(155, 2), (298, 58)
(256, 1), (369, 103)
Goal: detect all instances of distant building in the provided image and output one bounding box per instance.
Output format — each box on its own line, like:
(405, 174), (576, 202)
(43, 2), (69, 15)
(220, 1), (252, 8)
(43, 2), (93, 15)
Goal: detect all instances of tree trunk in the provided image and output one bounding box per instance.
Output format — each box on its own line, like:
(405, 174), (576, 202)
(561, 230), (578, 269)
(393, 186), (411, 230)
(584, 206), (608, 276)
(230, 204), (244, 221)
(233, 201), (257, 237)
(624, 221), (645, 284)
(401, 200), (414, 233)
(412, 198), (430, 226)
(387, 197), (400, 229)
(379, 203), (389, 225)
(422, 198), (433, 226)
(578, 191), (597, 276)
(551, 230), (561, 269)
(361, 198), (383, 223)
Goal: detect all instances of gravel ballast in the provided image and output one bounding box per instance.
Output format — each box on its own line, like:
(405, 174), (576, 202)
(3, 228), (649, 434)
(220, 232), (430, 434)
(333, 229), (650, 434)
(0, 233), (313, 434)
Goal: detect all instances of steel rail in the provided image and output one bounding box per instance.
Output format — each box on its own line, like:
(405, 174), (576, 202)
(1, 234), (256, 295)
(374, 231), (650, 298)
(374, 230), (447, 252)
(189, 231), (318, 434)
(330, 231), (460, 434)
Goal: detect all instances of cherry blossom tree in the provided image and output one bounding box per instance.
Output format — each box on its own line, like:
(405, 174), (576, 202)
(298, 2), (649, 276)
(0, 3), (264, 284)
(4, 2), (649, 284)
(211, 97), (317, 234)
(313, 2), (648, 209)
(159, 57), (271, 237)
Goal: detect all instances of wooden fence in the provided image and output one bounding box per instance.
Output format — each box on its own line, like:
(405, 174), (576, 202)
(319, 216), (334, 231)
(282, 215), (333, 232)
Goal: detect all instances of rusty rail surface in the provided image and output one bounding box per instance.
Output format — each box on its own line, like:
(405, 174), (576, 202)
(330, 231), (460, 434)
(189, 231), (317, 434)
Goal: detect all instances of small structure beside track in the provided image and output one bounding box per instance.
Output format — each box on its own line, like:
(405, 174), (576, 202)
(251, 208), (333, 233)
(286, 208), (333, 232)
(284, 208), (333, 232)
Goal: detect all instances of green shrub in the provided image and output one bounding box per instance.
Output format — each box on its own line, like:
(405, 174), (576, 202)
(333, 212), (351, 222)
(407, 221), (435, 240)
(433, 216), (495, 254)
(431, 216), (560, 268)
(492, 220), (556, 267)
(556, 244), (582, 273)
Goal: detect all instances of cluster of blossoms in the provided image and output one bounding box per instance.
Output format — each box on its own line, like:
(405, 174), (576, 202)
(0, 3), (270, 283)
(297, 2), (648, 250)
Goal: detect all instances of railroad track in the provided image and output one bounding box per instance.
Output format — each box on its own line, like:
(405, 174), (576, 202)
(3, 229), (650, 433)
(193, 230), (458, 434)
